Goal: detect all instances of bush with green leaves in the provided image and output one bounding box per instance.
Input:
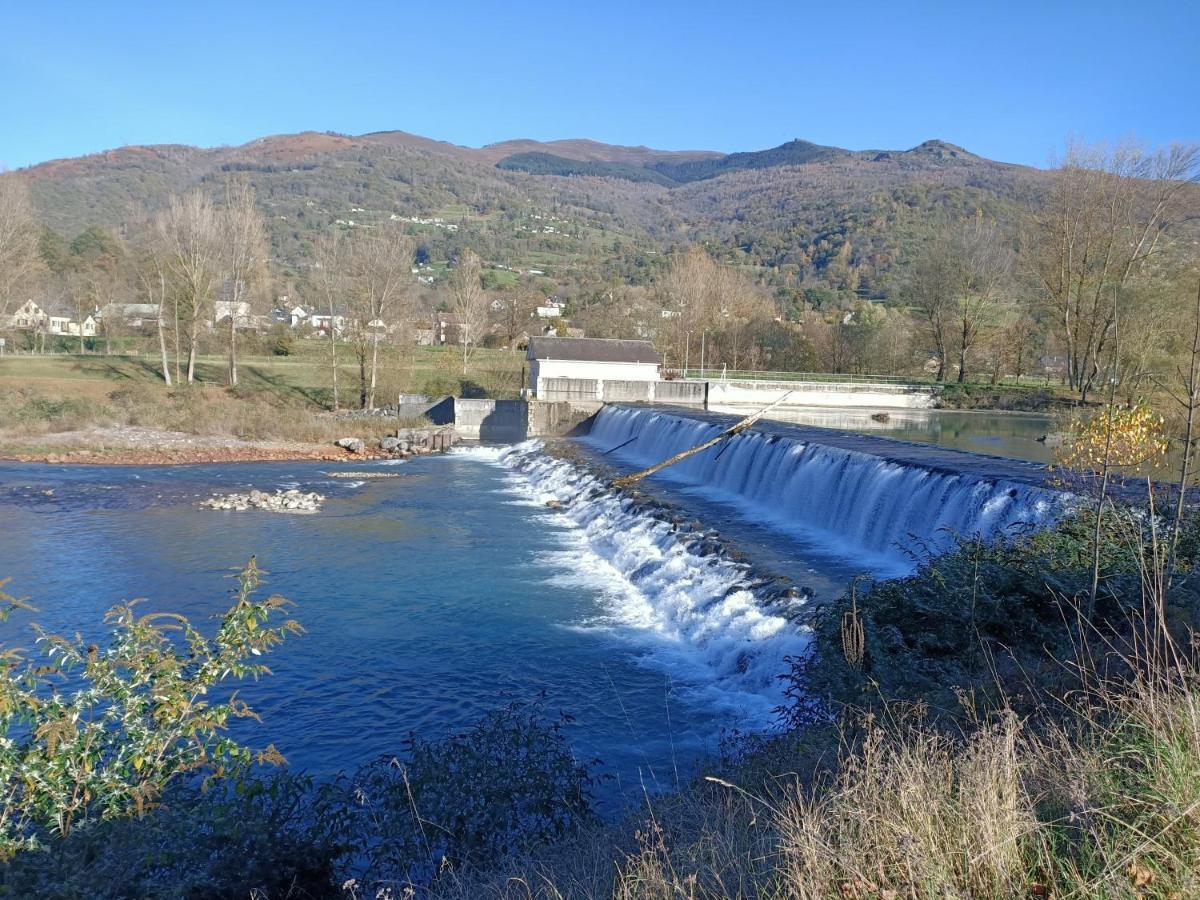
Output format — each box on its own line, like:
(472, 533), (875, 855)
(0, 559), (301, 857)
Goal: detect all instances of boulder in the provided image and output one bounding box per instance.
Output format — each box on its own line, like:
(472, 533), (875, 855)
(335, 437), (365, 454)
(379, 436), (402, 451)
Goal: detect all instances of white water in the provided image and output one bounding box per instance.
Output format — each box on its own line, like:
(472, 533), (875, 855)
(456, 444), (811, 726)
(584, 406), (1059, 572)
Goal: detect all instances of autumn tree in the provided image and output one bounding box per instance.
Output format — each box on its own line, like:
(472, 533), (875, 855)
(1028, 141), (1200, 401)
(657, 246), (771, 372)
(450, 249), (487, 375)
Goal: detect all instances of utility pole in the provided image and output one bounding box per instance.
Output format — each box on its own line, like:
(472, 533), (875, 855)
(700, 331), (706, 378)
(685, 330), (692, 377)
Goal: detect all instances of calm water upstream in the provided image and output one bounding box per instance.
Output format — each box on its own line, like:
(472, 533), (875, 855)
(0, 451), (807, 807)
(713, 406), (1060, 464)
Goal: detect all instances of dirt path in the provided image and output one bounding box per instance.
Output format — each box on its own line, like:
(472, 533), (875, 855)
(0, 426), (382, 465)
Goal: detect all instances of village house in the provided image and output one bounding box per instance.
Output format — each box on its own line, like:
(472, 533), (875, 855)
(525, 336), (661, 396)
(4, 299), (47, 329)
(308, 311), (348, 335)
(213, 300), (253, 326)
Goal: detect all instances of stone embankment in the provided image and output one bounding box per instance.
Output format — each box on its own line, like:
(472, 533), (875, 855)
(201, 488), (324, 513)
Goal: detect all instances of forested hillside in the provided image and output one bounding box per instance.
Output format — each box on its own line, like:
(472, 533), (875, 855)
(16, 129), (1052, 303)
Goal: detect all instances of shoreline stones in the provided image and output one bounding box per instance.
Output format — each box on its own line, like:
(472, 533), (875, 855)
(331, 427), (455, 460)
(324, 471), (405, 479)
(201, 488), (324, 514)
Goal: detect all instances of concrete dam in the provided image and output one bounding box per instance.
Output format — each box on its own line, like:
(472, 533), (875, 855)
(579, 405), (1062, 571)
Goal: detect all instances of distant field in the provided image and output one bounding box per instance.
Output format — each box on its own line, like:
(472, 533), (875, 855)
(0, 344), (527, 406)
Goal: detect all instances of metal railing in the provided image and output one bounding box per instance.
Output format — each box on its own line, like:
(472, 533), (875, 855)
(673, 368), (932, 386)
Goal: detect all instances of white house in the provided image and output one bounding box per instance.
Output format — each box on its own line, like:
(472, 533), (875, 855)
(214, 300), (253, 326)
(526, 336), (661, 396)
(47, 314), (72, 335)
(66, 315), (98, 337)
(4, 299), (46, 329)
(309, 312), (347, 335)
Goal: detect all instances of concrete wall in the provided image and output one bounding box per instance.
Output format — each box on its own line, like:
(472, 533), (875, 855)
(532, 359), (659, 394)
(538, 377), (706, 406)
(706, 379), (939, 409)
(453, 399), (529, 441)
(527, 400), (599, 437)
(424, 396), (599, 441)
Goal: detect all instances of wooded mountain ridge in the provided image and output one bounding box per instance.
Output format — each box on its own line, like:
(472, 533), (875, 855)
(4, 129), (1088, 301)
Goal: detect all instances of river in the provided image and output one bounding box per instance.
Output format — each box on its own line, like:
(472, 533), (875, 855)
(0, 406), (1063, 809)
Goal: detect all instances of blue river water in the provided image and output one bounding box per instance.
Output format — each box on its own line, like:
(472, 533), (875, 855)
(0, 449), (805, 807)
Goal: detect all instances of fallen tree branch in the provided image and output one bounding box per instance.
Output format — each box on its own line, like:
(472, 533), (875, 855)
(602, 435), (639, 455)
(611, 392), (792, 488)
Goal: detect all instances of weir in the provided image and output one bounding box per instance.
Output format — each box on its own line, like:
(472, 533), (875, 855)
(580, 405), (1063, 569)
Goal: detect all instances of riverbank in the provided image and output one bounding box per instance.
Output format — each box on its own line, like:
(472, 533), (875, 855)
(0, 426), (392, 465)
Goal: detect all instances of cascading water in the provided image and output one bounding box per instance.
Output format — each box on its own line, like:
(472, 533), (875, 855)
(462, 443), (812, 725)
(583, 405), (1061, 572)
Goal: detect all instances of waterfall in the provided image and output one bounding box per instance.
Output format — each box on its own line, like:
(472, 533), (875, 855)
(584, 406), (1060, 570)
(459, 443), (812, 726)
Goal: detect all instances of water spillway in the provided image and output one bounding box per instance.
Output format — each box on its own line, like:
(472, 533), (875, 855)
(583, 405), (1061, 571)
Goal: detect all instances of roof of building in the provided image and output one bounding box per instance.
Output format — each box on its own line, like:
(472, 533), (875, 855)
(527, 336), (661, 364)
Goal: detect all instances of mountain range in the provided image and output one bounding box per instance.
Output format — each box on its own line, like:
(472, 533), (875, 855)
(16, 129), (1050, 301)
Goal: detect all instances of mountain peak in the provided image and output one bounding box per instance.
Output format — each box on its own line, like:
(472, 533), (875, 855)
(905, 139), (978, 160)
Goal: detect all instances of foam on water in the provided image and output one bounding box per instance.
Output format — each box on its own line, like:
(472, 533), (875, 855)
(454, 443), (810, 725)
(584, 406), (1060, 572)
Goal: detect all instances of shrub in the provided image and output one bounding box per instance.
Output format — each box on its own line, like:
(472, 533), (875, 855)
(345, 700), (597, 890)
(0, 560), (301, 857)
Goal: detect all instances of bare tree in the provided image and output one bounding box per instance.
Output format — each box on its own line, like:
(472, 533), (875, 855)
(450, 249), (487, 375)
(218, 180), (268, 387)
(949, 217), (1012, 383)
(156, 192), (221, 384)
(502, 289), (538, 351)
(1028, 141), (1200, 401)
(312, 230), (349, 410)
(657, 247), (771, 372)
(903, 235), (957, 381)
(348, 224), (413, 408)
(0, 175), (42, 318)
(135, 236), (174, 385)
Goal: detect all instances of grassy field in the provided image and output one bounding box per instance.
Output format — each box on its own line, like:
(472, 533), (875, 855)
(0, 344), (527, 448)
(0, 343), (527, 407)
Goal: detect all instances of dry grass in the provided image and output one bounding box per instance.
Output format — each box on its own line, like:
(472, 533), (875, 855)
(0, 382), (405, 445)
(413, 637), (1200, 900)
(432, 672), (1196, 899)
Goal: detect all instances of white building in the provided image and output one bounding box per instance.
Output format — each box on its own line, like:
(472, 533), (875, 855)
(309, 312), (347, 334)
(214, 300), (253, 326)
(526, 336), (661, 396)
(3, 299), (46, 329)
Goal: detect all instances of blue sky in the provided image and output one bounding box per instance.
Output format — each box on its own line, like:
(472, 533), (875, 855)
(2, 0), (1197, 170)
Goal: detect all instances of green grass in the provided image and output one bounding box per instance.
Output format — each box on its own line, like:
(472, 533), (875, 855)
(0, 344), (526, 407)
